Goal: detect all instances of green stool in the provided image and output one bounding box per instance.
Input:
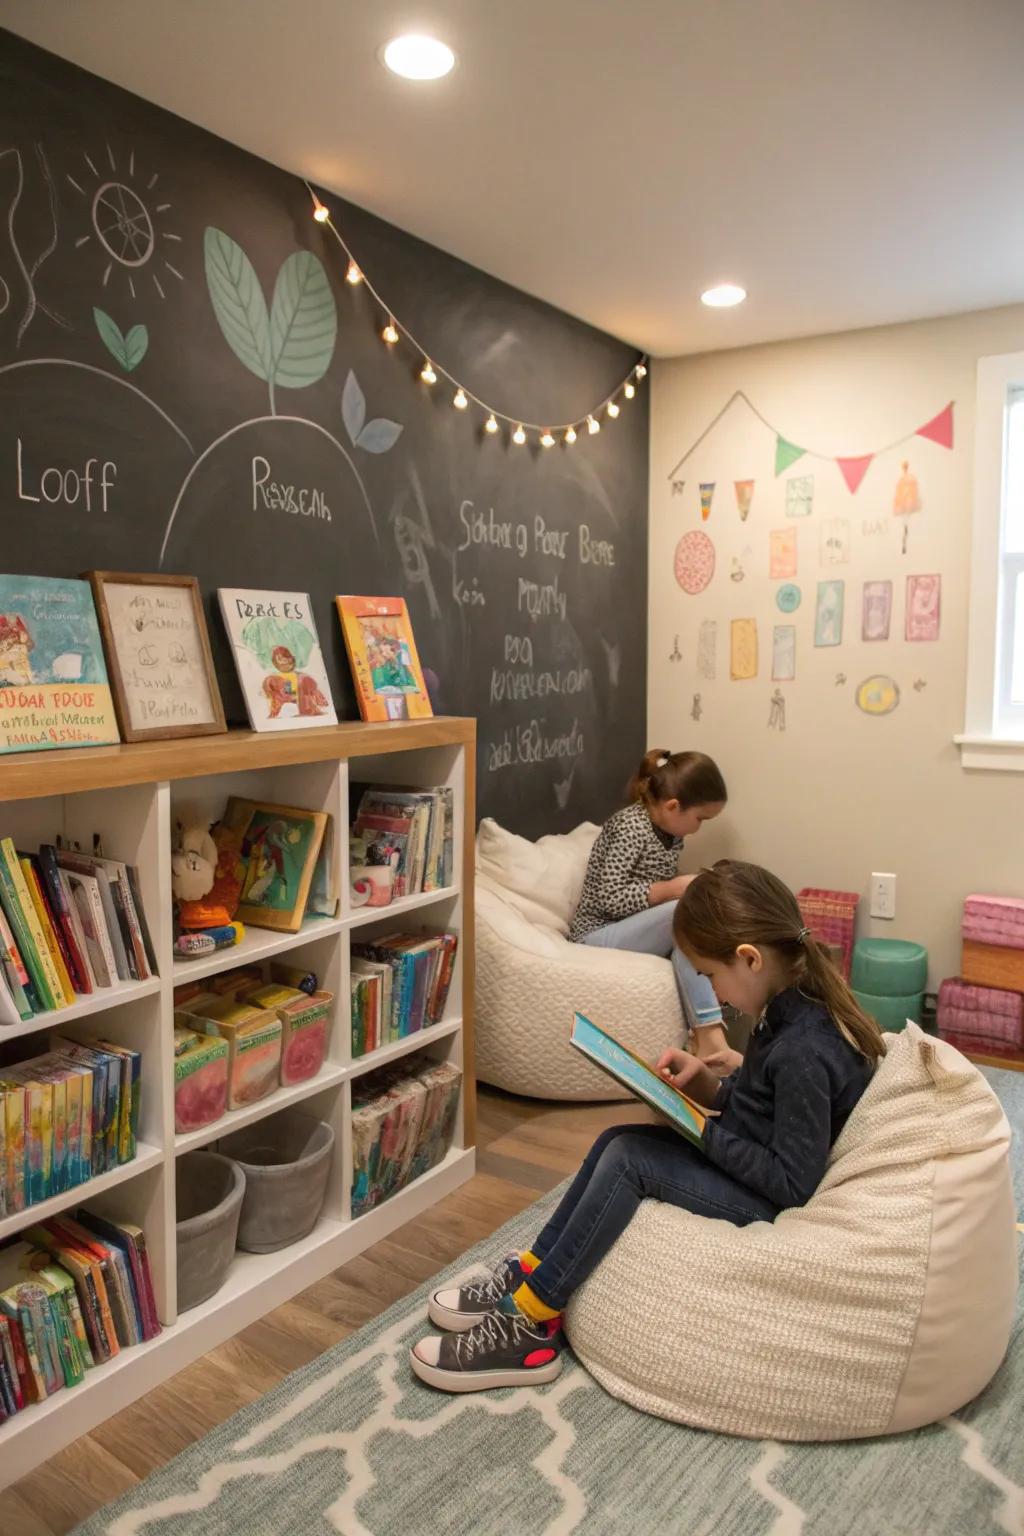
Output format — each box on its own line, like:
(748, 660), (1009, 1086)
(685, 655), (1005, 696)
(853, 988), (923, 1033)
(850, 938), (928, 997)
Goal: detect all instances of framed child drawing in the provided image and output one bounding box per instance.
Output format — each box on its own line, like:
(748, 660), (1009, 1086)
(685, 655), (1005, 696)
(218, 588), (337, 732)
(218, 796), (328, 933)
(336, 596), (432, 722)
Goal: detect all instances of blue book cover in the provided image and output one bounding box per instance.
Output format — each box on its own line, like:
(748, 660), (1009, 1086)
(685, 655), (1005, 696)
(0, 575), (119, 754)
(569, 1013), (709, 1149)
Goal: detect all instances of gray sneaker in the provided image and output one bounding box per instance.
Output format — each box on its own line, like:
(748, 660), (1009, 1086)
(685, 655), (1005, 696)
(427, 1253), (525, 1331)
(411, 1306), (563, 1392)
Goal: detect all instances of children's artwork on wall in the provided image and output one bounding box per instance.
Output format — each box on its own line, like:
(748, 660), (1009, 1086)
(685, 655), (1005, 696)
(730, 618), (758, 680)
(913, 677), (928, 691)
(699, 482), (715, 521)
(691, 692), (703, 722)
(856, 674), (901, 716)
(671, 480), (685, 497)
(893, 460), (922, 553)
(730, 556), (746, 583)
(785, 475), (814, 518)
(767, 688), (787, 731)
(862, 580), (893, 642)
(218, 588), (337, 732)
(0, 574), (120, 754)
(835, 672), (847, 687)
(772, 625), (796, 681)
(734, 480), (755, 520)
(776, 583), (802, 613)
(906, 574), (941, 641)
(669, 634), (682, 662)
(336, 595), (432, 721)
(697, 619), (717, 680)
(769, 528), (798, 580)
(819, 519), (850, 566)
(674, 530), (715, 594)
(814, 580), (845, 647)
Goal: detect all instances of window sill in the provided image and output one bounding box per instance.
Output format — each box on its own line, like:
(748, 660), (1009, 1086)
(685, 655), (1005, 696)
(954, 734), (1024, 771)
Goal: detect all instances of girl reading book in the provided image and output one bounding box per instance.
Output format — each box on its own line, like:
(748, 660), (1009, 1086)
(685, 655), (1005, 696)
(568, 747), (733, 1063)
(411, 859), (884, 1393)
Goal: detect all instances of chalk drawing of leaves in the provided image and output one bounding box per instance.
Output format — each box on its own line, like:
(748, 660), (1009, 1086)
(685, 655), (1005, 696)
(94, 307), (149, 372)
(357, 418), (403, 454)
(269, 249), (337, 391)
(342, 369), (366, 442)
(204, 227), (272, 383)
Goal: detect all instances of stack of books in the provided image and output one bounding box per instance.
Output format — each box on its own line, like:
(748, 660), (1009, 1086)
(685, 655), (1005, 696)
(0, 836), (157, 1025)
(0, 1209), (159, 1420)
(0, 1037), (141, 1216)
(350, 786), (454, 899)
(349, 930), (457, 1057)
(351, 1053), (462, 1216)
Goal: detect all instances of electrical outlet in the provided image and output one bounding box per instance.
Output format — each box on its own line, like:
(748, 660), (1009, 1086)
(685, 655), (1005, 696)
(870, 872), (896, 920)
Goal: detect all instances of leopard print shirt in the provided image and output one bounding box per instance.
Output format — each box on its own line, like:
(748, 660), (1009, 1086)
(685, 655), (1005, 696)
(569, 800), (682, 941)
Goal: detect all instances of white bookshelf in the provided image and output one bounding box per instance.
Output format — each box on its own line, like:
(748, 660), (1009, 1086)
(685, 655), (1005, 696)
(0, 718), (476, 1484)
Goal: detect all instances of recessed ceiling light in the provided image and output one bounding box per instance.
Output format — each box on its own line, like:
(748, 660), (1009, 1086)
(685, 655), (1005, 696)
(382, 34), (456, 80)
(701, 283), (747, 308)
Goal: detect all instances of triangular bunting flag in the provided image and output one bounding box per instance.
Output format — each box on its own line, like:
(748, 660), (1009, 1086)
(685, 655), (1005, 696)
(836, 455), (873, 494)
(775, 437), (805, 476)
(916, 402), (954, 450)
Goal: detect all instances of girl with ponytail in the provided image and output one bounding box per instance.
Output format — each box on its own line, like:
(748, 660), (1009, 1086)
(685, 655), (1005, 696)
(568, 746), (732, 1063)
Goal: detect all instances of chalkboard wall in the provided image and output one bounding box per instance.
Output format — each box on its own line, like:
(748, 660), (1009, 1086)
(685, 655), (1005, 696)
(0, 30), (648, 838)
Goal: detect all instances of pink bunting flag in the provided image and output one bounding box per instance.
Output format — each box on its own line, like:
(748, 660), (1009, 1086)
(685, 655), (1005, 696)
(915, 402), (954, 450)
(836, 455), (873, 494)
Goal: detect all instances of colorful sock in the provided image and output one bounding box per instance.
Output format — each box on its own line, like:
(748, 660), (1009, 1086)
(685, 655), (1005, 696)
(510, 1280), (561, 1325)
(520, 1249), (542, 1273)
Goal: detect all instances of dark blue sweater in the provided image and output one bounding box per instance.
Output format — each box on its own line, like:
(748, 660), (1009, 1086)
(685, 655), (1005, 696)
(701, 987), (874, 1211)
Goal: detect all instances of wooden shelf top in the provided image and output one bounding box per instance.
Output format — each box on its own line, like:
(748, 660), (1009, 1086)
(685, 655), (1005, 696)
(0, 717), (475, 800)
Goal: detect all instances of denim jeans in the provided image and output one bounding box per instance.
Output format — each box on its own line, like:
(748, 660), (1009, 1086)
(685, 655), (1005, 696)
(527, 1123), (779, 1312)
(579, 901), (722, 1028)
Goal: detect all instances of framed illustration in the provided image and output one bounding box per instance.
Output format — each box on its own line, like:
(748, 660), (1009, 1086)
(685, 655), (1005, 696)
(85, 572), (226, 742)
(220, 796), (329, 933)
(218, 588), (337, 732)
(0, 574), (120, 754)
(336, 595), (432, 722)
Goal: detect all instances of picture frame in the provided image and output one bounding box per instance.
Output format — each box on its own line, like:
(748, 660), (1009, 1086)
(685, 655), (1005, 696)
(219, 796), (329, 933)
(85, 571), (226, 743)
(336, 595), (432, 722)
(217, 587), (337, 733)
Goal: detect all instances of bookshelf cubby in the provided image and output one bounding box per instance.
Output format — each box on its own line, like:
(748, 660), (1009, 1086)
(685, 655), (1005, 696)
(0, 717), (476, 1483)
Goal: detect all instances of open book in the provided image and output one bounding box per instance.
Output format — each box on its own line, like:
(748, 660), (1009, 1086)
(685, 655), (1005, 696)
(569, 1012), (711, 1150)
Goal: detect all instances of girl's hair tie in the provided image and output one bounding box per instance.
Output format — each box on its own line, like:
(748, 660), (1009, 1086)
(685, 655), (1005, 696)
(655, 754), (669, 768)
(797, 927), (811, 944)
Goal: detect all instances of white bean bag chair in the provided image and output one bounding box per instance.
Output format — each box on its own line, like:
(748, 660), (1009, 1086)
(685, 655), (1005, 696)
(475, 817), (686, 1101)
(567, 1025), (1017, 1440)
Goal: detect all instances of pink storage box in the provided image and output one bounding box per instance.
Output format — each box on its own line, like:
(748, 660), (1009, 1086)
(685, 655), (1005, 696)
(962, 894), (1024, 950)
(937, 977), (1024, 1050)
(797, 888), (859, 979)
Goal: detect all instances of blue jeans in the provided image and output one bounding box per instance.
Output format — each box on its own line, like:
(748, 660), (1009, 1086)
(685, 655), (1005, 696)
(580, 902), (722, 1029)
(527, 1124), (780, 1312)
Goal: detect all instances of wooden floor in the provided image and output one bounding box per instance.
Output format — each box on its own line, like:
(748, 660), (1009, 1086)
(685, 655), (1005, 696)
(6, 1087), (653, 1536)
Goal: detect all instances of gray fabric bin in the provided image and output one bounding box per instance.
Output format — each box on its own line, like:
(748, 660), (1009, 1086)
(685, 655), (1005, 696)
(175, 1150), (245, 1311)
(219, 1109), (334, 1253)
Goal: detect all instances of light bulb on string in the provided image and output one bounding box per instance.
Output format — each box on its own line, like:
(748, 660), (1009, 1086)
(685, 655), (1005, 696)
(420, 359), (437, 384)
(606, 400), (620, 419)
(382, 318), (399, 345)
(587, 415), (600, 435)
(453, 387), (468, 410)
(540, 429), (555, 448)
(346, 260), (363, 285)
(564, 425), (577, 444)
(624, 381), (636, 400)
(485, 413), (499, 434)
(512, 424), (527, 445)
(312, 198), (329, 223)
(635, 362), (647, 380)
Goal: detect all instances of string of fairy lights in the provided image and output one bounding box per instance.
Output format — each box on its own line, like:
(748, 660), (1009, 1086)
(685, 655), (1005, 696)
(306, 183), (648, 447)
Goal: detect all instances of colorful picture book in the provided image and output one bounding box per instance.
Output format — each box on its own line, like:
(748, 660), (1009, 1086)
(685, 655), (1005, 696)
(350, 784), (454, 901)
(0, 1207), (159, 1421)
(336, 596), (432, 722)
(350, 930), (457, 1056)
(213, 798), (329, 934)
(0, 574), (120, 754)
(0, 836), (157, 1024)
(0, 1036), (141, 1217)
(351, 1054), (461, 1216)
(217, 588), (337, 732)
(569, 1012), (709, 1149)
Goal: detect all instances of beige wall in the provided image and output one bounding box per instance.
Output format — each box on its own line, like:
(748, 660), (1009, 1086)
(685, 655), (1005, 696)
(648, 305), (1024, 987)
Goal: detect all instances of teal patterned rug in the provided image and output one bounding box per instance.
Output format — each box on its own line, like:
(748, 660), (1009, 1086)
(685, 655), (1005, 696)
(77, 1069), (1024, 1536)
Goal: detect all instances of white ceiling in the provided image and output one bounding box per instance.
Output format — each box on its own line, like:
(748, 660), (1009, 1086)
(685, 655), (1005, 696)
(3, 0), (1024, 357)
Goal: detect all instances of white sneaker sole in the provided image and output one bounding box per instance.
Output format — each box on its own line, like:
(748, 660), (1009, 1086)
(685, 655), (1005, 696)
(409, 1346), (563, 1393)
(427, 1292), (492, 1332)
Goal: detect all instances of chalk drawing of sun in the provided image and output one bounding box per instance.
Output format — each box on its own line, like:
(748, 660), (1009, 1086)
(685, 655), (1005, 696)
(67, 144), (183, 300)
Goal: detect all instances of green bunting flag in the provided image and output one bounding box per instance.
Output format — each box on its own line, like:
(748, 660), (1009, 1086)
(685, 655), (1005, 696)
(774, 436), (805, 476)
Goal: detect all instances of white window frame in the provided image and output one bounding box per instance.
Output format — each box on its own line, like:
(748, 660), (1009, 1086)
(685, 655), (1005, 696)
(957, 351), (1024, 769)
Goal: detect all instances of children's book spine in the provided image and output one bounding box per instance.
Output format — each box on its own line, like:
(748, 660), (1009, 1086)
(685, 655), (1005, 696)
(3, 1085), (25, 1213)
(0, 902), (33, 1018)
(125, 864), (158, 977)
(1, 841), (63, 1009)
(0, 852), (52, 1012)
(37, 845), (91, 993)
(22, 860), (75, 1003)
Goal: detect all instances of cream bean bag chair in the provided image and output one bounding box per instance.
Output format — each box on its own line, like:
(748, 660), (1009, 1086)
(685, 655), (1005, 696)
(568, 1025), (1017, 1440)
(475, 817), (686, 1100)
